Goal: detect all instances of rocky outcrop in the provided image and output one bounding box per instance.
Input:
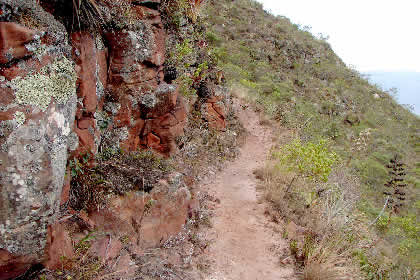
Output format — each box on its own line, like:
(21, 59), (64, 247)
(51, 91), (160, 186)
(0, 0), (232, 277)
(70, 31), (107, 156)
(0, 3), (77, 276)
(198, 83), (230, 131)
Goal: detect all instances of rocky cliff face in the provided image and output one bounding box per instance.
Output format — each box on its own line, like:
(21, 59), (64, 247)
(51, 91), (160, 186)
(0, 0), (232, 278)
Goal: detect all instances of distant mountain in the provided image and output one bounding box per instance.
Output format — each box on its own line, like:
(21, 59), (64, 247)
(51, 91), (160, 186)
(364, 71), (420, 115)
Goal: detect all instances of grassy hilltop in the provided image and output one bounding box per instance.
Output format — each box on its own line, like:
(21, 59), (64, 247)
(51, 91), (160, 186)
(198, 0), (419, 278)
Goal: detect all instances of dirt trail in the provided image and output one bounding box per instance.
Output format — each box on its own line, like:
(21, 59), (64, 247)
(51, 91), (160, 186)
(202, 102), (296, 280)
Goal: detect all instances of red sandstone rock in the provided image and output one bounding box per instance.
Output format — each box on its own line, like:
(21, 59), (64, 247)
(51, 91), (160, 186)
(71, 32), (107, 156)
(201, 102), (226, 131)
(121, 119), (145, 151)
(72, 32), (98, 113)
(0, 250), (34, 280)
(0, 10), (77, 278)
(146, 133), (161, 150)
(0, 53), (54, 80)
(44, 222), (74, 270)
(88, 236), (122, 264)
(77, 117), (94, 130)
(0, 22), (36, 64)
(88, 186), (191, 250)
(212, 101), (226, 117)
(60, 169), (71, 206)
(132, 6), (162, 25)
(147, 98), (187, 154)
(74, 127), (96, 153)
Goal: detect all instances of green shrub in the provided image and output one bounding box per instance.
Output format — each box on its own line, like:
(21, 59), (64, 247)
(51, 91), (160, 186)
(273, 139), (339, 183)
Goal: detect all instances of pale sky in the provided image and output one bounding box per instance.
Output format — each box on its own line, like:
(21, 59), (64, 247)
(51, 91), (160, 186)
(257, 0), (420, 72)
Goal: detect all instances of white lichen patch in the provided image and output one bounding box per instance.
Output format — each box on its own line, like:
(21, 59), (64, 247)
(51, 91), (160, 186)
(95, 35), (105, 50)
(13, 111), (26, 127)
(48, 107), (70, 136)
(141, 94), (157, 108)
(10, 57), (77, 111)
(115, 127), (129, 141)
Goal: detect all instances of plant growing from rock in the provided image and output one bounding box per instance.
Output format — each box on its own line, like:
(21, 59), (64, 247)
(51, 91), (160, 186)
(71, 0), (103, 30)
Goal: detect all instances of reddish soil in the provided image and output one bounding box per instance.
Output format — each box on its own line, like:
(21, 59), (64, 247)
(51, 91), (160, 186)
(201, 101), (296, 280)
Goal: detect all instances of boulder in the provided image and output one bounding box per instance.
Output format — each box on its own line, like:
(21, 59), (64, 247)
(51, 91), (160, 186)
(0, 14), (77, 275)
(88, 180), (191, 249)
(198, 84), (230, 131)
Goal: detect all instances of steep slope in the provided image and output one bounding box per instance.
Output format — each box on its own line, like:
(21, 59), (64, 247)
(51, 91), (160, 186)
(202, 0), (420, 278)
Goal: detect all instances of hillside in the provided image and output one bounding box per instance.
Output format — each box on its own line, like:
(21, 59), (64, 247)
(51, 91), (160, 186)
(0, 0), (419, 279)
(202, 0), (420, 278)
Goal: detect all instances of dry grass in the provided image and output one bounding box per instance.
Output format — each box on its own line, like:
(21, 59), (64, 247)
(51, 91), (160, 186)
(300, 236), (361, 280)
(258, 159), (364, 279)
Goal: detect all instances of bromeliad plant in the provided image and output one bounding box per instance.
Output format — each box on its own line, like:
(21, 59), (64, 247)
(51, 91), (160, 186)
(370, 154), (409, 227)
(383, 154), (408, 214)
(71, 0), (103, 30)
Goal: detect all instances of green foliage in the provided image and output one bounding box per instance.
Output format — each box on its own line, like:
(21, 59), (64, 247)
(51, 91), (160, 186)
(392, 215), (420, 240)
(75, 231), (95, 254)
(290, 239), (298, 256)
(354, 157), (388, 188)
(174, 39), (194, 62)
(179, 75), (196, 97)
(69, 153), (90, 178)
(206, 31), (222, 46)
(240, 78), (258, 89)
(376, 213), (390, 232)
(273, 139), (339, 182)
(194, 61), (209, 79)
(162, 0), (190, 28)
(354, 250), (390, 280)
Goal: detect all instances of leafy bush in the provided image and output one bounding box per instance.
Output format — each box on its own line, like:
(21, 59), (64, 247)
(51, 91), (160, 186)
(273, 139), (339, 183)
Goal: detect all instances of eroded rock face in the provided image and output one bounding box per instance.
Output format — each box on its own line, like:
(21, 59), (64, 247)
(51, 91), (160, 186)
(0, 5), (77, 276)
(44, 176), (193, 274)
(0, 0), (232, 277)
(88, 177), (191, 249)
(102, 11), (186, 155)
(70, 31), (108, 156)
(199, 84), (230, 131)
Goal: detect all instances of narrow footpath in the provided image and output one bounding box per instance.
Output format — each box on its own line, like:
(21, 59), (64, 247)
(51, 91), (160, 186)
(202, 102), (296, 280)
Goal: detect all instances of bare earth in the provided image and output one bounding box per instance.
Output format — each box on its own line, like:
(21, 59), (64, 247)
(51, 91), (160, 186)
(201, 102), (296, 280)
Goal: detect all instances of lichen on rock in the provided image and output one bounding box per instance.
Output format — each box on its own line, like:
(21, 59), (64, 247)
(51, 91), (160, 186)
(13, 111), (25, 127)
(10, 57), (77, 111)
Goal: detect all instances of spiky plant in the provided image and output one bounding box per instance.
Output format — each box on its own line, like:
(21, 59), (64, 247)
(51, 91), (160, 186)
(71, 0), (103, 30)
(383, 154), (407, 214)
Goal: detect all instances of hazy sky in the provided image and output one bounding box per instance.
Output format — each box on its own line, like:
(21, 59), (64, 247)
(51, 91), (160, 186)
(257, 0), (420, 72)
